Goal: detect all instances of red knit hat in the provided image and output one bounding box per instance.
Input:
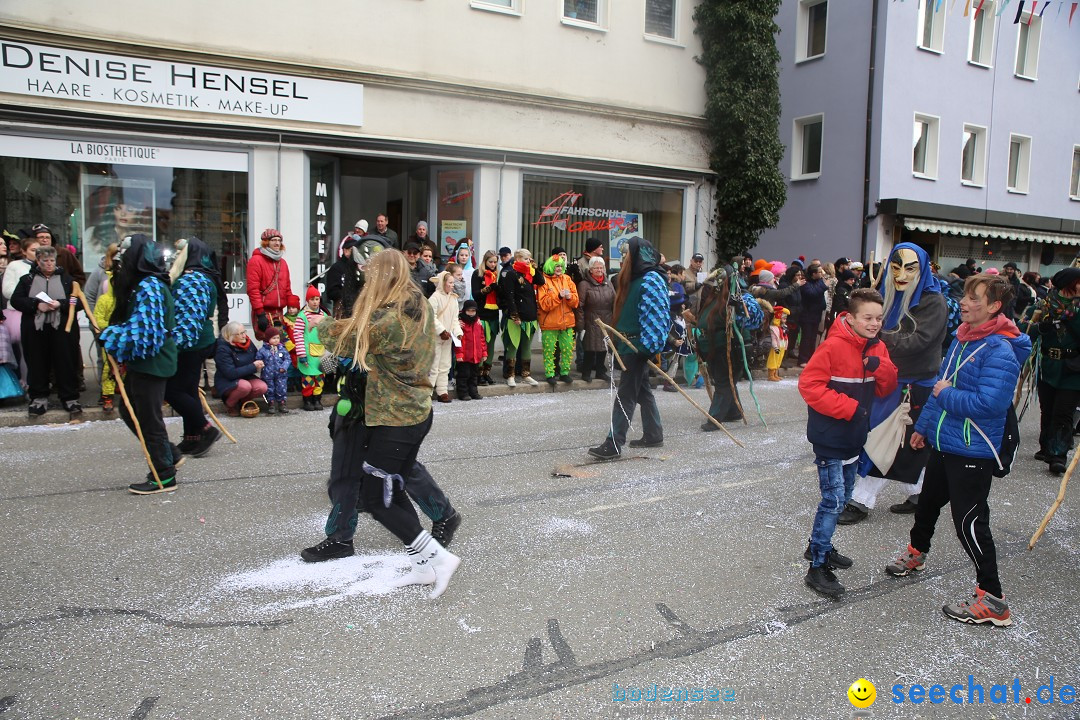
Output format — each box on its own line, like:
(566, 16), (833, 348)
(260, 228), (283, 247)
(305, 285), (321, 301)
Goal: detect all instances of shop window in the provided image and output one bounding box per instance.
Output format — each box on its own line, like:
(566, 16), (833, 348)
(520, 175), (684, 270)
(471, 0), (520, 15)
(563, 0), (605, 28)
(436, 169), (475, 262)
(912, 114), (939, 179)
(918, 0), (946, 54)
(1007, 134), (1031, 194)
(1071, 145), (1080, 200)
(645, 0), (676, 40)
(792, 114), (823, 180)
(1015, 12), (1041, 79)
(0, 143), (248, 292)
(961, 124), (987, 186)
(968, 1), (996, 66)
(796, 0), (827, 62)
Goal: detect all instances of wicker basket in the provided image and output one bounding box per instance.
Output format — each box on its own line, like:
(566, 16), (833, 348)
(240, 400), (260, 418)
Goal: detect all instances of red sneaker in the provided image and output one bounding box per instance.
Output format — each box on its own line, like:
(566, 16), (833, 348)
(942, 587), (1012, 627)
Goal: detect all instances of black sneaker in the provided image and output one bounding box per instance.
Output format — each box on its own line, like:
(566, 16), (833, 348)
(700, 421), (721, 432)
(587, 438), (621, 461)
(836, 502), (869, 525)
(1034, 449), (1051, 463)
(805, 565), (846, 599)
(628, 437), (663, 448)
(1050, 460), (1067, 475)
(128, 476), (178, 495)
(266, 402), (277, 415)
(559, 374), (572, 384)
(64, 400), (83, 415)
(431, 511), (462, 548)
(301, 538), (355, 563)
(803, 545), (854, 569)
(188, 426), (222, 458)
(889, 496), (919, 514)
(28, 399), (47, 416)
(177, 435), (199, 455)
(546, 377), (558, 387)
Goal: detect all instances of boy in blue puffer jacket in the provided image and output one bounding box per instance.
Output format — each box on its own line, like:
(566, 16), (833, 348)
(886, 274), (1030, 627)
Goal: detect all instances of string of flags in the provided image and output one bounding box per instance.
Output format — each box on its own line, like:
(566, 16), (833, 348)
(897, 0), (1080, 25)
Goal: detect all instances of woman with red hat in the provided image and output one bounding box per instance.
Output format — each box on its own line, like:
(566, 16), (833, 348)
(246, 229), (294, 340)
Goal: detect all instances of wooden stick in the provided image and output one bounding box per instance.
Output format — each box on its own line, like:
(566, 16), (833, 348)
(64, 281), (80, 332)
(867, 251), (878, 290)
(74, 286), (162, 488)
(596, 320), (744, 448)
(595, 319), (626, 371)
(199, 388), (238, 444)
(1028, 448), (1079, 550)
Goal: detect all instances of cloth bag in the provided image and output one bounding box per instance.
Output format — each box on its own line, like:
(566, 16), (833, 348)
(863, 393), (912, 475)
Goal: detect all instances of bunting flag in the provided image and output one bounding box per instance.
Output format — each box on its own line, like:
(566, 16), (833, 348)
(1014, 0), (1025, 22)
(906, 0), (1076, 24)
(1072, 0), (1078, 24)
(964, 0), (972, 15)
(997, 0), (1011, 17)
(1039, 0), (1050, 14)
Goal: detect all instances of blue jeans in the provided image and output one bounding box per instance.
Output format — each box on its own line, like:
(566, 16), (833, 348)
(808, 455), (857, 567)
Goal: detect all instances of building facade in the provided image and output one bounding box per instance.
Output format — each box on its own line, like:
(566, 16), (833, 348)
(758, 0), (1080, 276)
(0, 0), (714, 321)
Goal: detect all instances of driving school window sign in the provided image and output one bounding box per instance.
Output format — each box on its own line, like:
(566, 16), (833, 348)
(533, 191), (633, 234)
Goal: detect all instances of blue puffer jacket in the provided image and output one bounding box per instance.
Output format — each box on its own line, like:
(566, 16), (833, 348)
(914, 321), (1031, 461)
(214, 337), (259, 396)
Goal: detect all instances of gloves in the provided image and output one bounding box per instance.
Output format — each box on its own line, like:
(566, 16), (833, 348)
(440, 330), (451, 341)
(257, 313), (270, 332)
(1038, 320), (1055, 337)
(297, 354), (307, 366)
(864, 356), (880, 372)
(319, 353), (340, 375)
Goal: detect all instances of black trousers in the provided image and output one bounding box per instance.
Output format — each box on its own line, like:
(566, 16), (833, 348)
(609, 353), (662, 446)
(1037, 381), (1080, 463)
(118, 371), (178, 480)
(797, 315), (821, 364)
(706, 347), (745, 423)
(164, 348), (211, 436)
(581, 350), (606, 376)
(325, 412), (432, 545)
(455, 361), (478, 397)
(24, 324), (79, 402)
(910, 449), (1001, 597)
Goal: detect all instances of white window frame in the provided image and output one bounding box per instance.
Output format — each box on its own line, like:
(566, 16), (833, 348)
(792, 113), (824, 181)
(561, 0), (607, 31)
(471, 0), (522, 16)
(1014, 12), (1041, 80)
(967, 0), (996, 67)
(1007, 133), (1032, 194)
(1069, 145), (1080, 201)
(644, 0), (679, 43)
(795, 0), (828, 63)
(912, 113), (940, 180)
(917, 0), (947, 54)
(960, 123), (988, 187)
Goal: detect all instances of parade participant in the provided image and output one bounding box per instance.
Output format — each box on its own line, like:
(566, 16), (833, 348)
(840, 242), (948, 524)
(587, 237), (669, 459)
(471, 250), (501, 385)
(1029, 267), (1080, 475)
(537, 253), (579, 385)
(166, 238), (223, 454)
(427, 270), (461, 403)
(214, 322), (267, 417)
(498, 248), (545, 387)
(257, 326), (291, 414)
(766, 306), (790, 382)
(301, 249), (460, 599)
(246, 228), (294, 341)
(455, 299), (486, 400)
(294, 285), (328, 411)
(324, 235), (363, 318)
(886, 275), (1028, 626)
(98, 235), (181, 494)
(800, 289), (897, 598)
(575, 255), (615, 383)
(695, 264), (747, 430)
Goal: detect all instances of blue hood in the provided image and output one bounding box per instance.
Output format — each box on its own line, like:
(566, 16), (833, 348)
(884, 242), (941, 331)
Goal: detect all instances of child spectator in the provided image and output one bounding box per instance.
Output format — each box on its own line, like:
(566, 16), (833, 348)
(766, 306), (790, 382)
(445, 262), (467, 311)
(257, 326), (291, 414)
(455, 299), (486, 400)
(798, 288), (897, 598)
(471, 250), (501, 386)
(294, 286), (327, 411)
(281, 294), (302, 392)
(428, 270), (461, 402)
(537, 253), (579, 385)
(662, 280), (692, 392)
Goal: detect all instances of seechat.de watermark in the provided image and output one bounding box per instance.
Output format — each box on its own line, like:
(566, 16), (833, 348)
(891, 676), (1077, 706)
(612, 683), (736, 703)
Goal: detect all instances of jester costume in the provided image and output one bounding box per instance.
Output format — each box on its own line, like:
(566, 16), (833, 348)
(766, 306), (790, 381)
(537, 254), (579, 380)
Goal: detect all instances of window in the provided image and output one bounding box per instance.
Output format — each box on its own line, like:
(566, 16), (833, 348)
(912, 114), (940, 178)
(968, 1), (996, 66)
(1007, 134), (1032, 193)
(792, 114), (824, 179)
(917, 0), (946, 53)
(563, 0), (603, 26)
(1015, 13), (1041, 79)
(796, 0), (827, 61)
(471, 0), (520, 14)
(1069, 146), (1079, 200)
(960, 124), (987, 186)
(645, 0), (676, 40)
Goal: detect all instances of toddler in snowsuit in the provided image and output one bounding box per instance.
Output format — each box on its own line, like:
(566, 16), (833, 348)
(455, 299), (487, 400)
(293, 285), (327, 410)
(257, 326), (291, 414)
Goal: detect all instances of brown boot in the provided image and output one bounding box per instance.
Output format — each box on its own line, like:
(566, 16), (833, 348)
(768, 368), (781, 382)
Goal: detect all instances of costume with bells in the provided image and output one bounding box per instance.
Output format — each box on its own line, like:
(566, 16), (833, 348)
(294, 285), (327, 410)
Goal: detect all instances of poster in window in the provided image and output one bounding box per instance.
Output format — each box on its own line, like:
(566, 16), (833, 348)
(608, 213), (641, 270)
(441, 220), (468, 260)
(80, 175), (156, 271)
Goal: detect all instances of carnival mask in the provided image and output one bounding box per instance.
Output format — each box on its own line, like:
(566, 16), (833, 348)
(890, 248), (920, 292)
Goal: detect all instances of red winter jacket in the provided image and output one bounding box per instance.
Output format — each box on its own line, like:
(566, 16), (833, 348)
(246, 249), (293, 318)
(456, 317), (488, 363)
(798, 312), (897, 458)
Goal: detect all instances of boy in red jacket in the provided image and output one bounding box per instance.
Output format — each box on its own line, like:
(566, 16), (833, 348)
(798, 289), (898, 598)
(456, 299), (487, 401)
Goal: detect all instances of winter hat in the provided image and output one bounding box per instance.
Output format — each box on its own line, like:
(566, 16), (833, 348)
(985, 267), (1000, 275)
(462, 299), (478, 313)
(773, 305), (790, 321)
(753, 258), (771, 275)
(770, 261), (787, 276)
(850, 261), (864, 270)
(585, 238), (604, 254)
(499, 246), (513, 257)
(757, 269), (775, 285)
(260, 228), (283, 247)
(306, 285), (321, 300)
(286, 294), (301, 309)
(839, 270), (856, 283)
(551, 246), (566, 257)
(416, 220), (428, 232)
(354, 219), (369, 233)
(790, 258), (804, 269)
(263, 326), (281, 341)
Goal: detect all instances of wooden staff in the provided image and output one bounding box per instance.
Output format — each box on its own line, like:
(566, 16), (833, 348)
(867, 251), (878, 290)
(596, 320), (744, 448)
(74, 285), (162, 488)
(199, 388), (238, 444)
(1028, 448), (1079, 550)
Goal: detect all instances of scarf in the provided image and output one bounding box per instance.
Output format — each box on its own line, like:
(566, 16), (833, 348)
(956, 313), (1020, 342)
(29, 271), (66, 331)
(232, 337), (252, 351)
(590, 268), (606, 282)
(482, 268), (499, 310)
(513, 260), (534, 283)
(259, 246), (283, 262)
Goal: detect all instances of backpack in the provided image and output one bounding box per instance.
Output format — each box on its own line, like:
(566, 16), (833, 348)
(993, 403), (1020, 478)
(735, 292), (765, 332)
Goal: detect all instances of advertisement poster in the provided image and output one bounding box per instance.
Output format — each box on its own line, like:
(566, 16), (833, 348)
(441, 220), (468, 260)
(80, 175), (155, 272)
(608, 213), (642, 270)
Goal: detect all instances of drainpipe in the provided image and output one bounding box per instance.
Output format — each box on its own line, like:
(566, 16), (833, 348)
(861, 0), (881, 262)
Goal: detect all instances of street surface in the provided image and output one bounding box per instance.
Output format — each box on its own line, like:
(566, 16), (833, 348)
(1, 378), (1078, 719)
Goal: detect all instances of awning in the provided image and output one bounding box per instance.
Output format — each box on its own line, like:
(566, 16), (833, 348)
(903, 218), (1080, 246)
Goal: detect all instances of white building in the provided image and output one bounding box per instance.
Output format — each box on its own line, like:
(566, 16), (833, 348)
(0, 0), (714, 319)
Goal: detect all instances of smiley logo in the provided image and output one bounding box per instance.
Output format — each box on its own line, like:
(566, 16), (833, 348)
(847, 678), (876, 709)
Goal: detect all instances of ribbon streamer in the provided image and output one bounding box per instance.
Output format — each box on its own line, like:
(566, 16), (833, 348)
(362, 461), (405, 508)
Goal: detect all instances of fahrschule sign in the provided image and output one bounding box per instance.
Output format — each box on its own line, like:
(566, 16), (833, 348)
(0, 40), (363, 127)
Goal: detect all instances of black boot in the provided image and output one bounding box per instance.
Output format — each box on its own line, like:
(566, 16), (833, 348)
(587, 437), (621, 461)
(468, 376), (482, 400)
(456, 376), (470, 401)
(805, 565), (846, 598)
(837, 502), (869, 525)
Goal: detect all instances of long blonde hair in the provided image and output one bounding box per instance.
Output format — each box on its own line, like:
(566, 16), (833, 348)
(328, 249), (429, 371)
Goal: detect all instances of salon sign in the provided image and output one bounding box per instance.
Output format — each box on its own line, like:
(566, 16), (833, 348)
(0, 40), (364, 127)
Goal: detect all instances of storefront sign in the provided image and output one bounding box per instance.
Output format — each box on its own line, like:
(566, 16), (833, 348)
(309, 157), (337, 295)
(0, 133), (247, 171)
(532, 191), (642, 268)
(0, 40), (364, 127)
(441, 220), (468, 259)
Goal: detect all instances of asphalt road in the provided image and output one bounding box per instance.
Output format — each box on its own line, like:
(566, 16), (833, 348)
(1, 378), (1078, 720)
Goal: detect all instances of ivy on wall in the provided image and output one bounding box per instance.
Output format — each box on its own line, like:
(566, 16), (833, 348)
(694, 0), (787, 260)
